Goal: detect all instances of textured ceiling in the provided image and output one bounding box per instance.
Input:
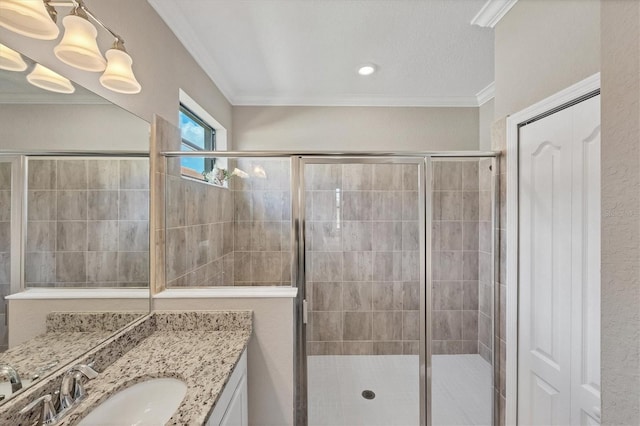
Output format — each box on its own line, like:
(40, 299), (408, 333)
(149, 0), (495, 106)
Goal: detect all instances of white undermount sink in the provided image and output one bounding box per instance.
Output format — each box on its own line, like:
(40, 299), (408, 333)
(77, 378), (187, 425)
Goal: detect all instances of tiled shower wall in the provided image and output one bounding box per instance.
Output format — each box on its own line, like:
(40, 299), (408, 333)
(478, 159), (494, 363)
(164, 157), (291, 288)
(0, 162), (10, 351)
(431, 161), (479, 355)
(431, 159), (493, 362)
(25, 159), (150, 288)
(305, 163), (421, 356)
(164, 163), (234, 287)
(231, 158), (292, 286)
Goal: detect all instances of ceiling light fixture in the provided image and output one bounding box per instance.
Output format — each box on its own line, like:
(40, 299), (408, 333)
(0, 0), (60, 40)
(0, 0), (141, 94)
(26, 63), (75, 94)
(358, 64), (377, 76)
(0, 43), (28, 72)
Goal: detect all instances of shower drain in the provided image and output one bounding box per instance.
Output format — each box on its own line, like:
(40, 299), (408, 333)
(361, 390), (376, 400)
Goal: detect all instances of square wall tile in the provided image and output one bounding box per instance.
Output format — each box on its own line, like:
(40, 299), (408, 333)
(119, 190), (149, 221)
(372, 281), (403, 311)
(56, 222), (87, 252)
(87, 221), (118, 252)
(120, 160), (149, 189)
(57, 160), (87, 190)
(343, 311), (372, 340)
(56, 252), (86, 283)
(28, 160), (56, 190)
(87, 252), (118, 282)
(87, 160), (119, 190)
(88, 191), (119, 220)
(57, 191), (87, 220)
(343, 282), (372, 311)
(372, 311), (402, 341)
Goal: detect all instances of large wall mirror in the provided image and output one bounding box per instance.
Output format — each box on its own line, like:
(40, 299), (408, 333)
(0, 42), (150, 405)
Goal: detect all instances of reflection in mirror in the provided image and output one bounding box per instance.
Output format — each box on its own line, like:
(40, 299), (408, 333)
(25, 157), (149, 289)
(0, 44), (150, 404)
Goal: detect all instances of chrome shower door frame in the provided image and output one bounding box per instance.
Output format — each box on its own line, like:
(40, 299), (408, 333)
(295, 156), (428, 426)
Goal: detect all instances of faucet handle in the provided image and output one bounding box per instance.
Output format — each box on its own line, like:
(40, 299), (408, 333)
(71, 363), (98, 379)
(19, 394), (57, 426)
(59, 363), (99, 410)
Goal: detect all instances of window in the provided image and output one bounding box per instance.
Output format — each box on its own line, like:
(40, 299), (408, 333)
(179, 103), (215, 180)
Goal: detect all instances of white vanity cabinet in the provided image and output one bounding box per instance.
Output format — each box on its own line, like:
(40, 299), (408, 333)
(206, 349), (248, 426)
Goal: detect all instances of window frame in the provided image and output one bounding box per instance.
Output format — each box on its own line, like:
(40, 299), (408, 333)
(179, 103), (216, 177)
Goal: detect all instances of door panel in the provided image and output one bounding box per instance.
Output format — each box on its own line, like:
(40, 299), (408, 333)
(520, 107), (573, 425)
(518, 95), (601, 425)
(302, 160), (424, 426)
(570, 96), (601, 424)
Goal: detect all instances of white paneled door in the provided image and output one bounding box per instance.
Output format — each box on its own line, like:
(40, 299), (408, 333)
(518, 95), (601, 425)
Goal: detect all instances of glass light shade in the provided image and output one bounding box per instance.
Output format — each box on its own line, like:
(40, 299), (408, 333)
(0, 0), (59, 40)
(54, 14), (106, 72)
(26, 63), (75, 94)
(99, 48), (141, 94)
(0, 43), (28, 72)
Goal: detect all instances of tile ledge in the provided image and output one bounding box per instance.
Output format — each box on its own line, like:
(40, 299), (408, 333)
(155, 287), (298, 299)
(5, 288), (149, 300)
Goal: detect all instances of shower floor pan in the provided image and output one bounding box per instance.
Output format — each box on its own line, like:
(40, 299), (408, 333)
(307, 354), (491, 426)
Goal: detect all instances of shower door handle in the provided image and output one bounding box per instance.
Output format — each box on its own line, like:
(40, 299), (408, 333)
(302, 299), (308, 324)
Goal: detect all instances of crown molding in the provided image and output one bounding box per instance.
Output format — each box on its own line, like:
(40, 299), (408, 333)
(0, 92), (110, 104)
(471, 0), (518, 28)
(150, 0), (495, 108)
(233, 94), (482, 107)
(476, 81), (495, 106)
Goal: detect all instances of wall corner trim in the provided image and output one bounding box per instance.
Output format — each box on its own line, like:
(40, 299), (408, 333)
(471, 0), (519, 28)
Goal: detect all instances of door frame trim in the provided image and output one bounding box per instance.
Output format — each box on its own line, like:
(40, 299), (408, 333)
(505, 72), (601, 424)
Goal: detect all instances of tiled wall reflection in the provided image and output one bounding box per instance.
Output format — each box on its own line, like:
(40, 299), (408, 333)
(0, 162), (10, 351)
(305, 163), (421, 356)
(25, 158), (150, 288)
(231, 159), (291, 286)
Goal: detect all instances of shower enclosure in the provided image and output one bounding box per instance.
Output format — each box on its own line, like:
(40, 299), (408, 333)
(161, 150), (498, 426)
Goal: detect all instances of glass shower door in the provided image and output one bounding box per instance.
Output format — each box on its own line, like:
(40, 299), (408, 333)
(429, 158), (496, 426)
(300, 159), (425, 426)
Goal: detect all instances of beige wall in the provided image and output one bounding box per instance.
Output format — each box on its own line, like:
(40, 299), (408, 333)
(0, 104), (149, 151)
(233, 106), (480, 151)
(153, 297), (295, 426)
(494, 0), (600, 119)
(601, 1), (640, 423)
(0, 0), (231, 137)
(478, 99), (495, 151)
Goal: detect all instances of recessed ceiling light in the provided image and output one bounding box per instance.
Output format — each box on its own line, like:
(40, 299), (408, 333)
(358, 64), (377, 76)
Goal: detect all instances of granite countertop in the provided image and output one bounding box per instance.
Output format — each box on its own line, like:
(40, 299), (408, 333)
(0, 331), (113, 381)
(61, 311), (253, 425)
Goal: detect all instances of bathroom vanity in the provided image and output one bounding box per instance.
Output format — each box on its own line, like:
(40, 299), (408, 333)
(2, 311), (252, 425)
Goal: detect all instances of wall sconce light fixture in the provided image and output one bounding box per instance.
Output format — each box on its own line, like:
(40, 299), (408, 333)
(0, 0), (141, 94)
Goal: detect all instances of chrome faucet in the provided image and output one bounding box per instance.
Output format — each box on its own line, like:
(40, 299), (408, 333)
(19, 394), (57, 426)
(0, 363), (22, 393)
(20, 363), (99, 426)
(59, 363), (98, 410)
